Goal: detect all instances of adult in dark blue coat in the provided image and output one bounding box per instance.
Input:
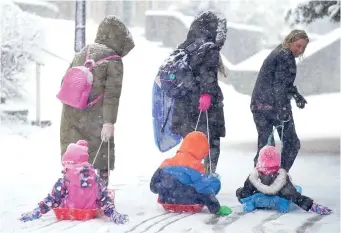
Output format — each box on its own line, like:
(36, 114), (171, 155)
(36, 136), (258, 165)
(250, 30), (309, 172)
(170, 10), (228, 174)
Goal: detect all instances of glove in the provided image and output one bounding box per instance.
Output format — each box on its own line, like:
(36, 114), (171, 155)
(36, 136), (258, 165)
(216, 205), (232, 216)
(20, 209), (42, 222)
(277, 107), (291, 121)
(110, 212), (129, 224)
(101, 123), (114, 142)
(198, 94), (212, 111)
(288, 86), (307, 109)
(310, 203), (332, 215)
(293, 92), (307, 109)
(236, 188), (243, 204)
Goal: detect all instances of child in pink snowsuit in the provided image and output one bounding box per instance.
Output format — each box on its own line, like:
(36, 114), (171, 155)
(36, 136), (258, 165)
(20, 140), (128, 224)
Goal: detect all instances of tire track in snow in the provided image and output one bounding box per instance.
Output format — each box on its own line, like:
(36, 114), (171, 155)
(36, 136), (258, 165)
(295, 215), (324, 233)
(28, 220), (60, 232)
(204, 205), (243, 226)
(211, 211), (248, 232)
(27, 219), (83, 233)
(154, 213), (195, 233)
(206, 207), (286, 233)
(252, 212), (286, 233)
(138, 213), (182, 233)
(123, 212), (176, 233)
(124, 212), (196, 233)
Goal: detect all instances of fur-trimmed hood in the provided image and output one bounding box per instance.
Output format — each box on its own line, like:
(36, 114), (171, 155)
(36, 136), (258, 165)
(248, 168), (288, 195)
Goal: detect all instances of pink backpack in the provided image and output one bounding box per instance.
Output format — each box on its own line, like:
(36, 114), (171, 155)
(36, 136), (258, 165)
(57, 46), (120, 109)
(61, 162), (99, 209)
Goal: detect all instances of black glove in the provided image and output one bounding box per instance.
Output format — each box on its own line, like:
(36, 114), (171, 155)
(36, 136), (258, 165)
(236, 188), (243, 204)
(277, 107), (291, 121)
(293, 92), (307, 109)
(288, 86), (307, 109)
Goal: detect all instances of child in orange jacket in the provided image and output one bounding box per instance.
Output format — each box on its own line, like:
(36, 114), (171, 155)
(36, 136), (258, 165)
(150, 131), (231, 216)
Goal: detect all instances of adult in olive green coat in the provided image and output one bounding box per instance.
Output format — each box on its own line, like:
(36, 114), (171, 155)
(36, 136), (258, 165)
(60, 15), (135, 182)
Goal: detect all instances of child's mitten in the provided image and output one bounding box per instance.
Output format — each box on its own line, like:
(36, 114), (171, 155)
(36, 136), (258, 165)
(20, 208), (42, 222)
(216, 205), (232, 216)
(110, 211), (129, 224)
(198, 94), (212, 111)
(310, 203), (332, 215)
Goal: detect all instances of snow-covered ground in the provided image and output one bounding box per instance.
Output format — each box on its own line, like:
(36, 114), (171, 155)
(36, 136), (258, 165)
(0, 19), (339, 233)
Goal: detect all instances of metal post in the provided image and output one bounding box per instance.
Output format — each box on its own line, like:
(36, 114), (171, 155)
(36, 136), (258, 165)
(35, 62), (41, 126)
(122, 0), (133, 26)
(74, 0), (86, 52)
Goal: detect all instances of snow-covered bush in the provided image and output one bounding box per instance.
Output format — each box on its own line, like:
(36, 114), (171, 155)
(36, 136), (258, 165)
(1, 1), (45, 100)
(286, 0), (340, 26)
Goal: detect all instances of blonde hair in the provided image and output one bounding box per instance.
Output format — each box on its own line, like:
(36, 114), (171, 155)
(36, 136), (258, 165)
(282, 29), (309, 49)
(218, 54), (228, 78)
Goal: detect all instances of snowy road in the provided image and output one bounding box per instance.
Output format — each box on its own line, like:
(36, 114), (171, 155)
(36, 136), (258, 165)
(0, 129), (339, 233)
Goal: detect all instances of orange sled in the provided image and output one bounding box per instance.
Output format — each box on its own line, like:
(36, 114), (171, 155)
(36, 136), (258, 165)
(157, 198), (204, 213)
(53, 208), (99, 221)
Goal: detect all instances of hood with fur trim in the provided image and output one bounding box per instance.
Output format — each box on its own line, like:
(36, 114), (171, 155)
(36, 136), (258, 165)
(248, 168), (288, 195)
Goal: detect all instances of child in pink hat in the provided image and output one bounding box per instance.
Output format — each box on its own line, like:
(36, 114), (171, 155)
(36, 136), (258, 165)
(20, 140), (128, 224)
(236, 145), (332, 215)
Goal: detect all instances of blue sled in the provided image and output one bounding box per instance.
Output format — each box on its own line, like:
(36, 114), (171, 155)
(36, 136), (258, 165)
(241, 185), (302, 213)
(152, 80), (182, 153)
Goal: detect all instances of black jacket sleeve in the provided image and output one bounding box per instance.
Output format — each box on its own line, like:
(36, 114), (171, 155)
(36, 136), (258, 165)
(236, 176), (257, 202)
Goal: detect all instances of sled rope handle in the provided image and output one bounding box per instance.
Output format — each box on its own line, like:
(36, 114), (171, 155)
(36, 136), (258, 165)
(108, 140), (110, 185)
(92, 139), (111, 185)
(266, 117), (290, 160)
(195, 110), (212, 174)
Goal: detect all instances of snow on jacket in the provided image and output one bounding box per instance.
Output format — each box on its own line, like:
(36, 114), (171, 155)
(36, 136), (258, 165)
(171, 10), (227, 138)
(250, 45), (297, 111)
(60, 15), (135, 170)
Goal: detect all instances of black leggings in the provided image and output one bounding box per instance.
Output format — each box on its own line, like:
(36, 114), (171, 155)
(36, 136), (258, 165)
(252, 110), (300, 172)
(204, 135), (220, 173)
(98, 169), (109, 186)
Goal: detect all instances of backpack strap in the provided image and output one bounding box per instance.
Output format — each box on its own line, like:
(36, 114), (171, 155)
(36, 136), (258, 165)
(84, 49), (121, 108)
(85, 55), (120, 72)
(87, 93), (104, 108)
(182, 41), (203, 54)
(85, 46), (121, 66)
(95, 55), (121, 66)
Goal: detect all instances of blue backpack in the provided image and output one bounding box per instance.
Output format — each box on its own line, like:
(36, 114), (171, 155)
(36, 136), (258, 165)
(155, 42), (202, 99)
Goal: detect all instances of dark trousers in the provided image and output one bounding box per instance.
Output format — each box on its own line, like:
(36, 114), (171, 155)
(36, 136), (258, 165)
(204, 136), (220, 174)
(98, 169), (109, 187)
(252, 110), (300, 172)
